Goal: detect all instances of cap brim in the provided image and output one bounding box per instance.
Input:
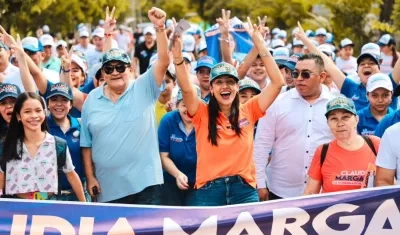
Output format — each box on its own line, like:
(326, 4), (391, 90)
(239, 85), (261, 94)
(195, 65), (212, 71)
(325, 108), (356, 118)
(340, 43), (354, 49)
(0, 93), (18, 101)
(23, 46), (40, 52)
(102, 59), (131, 66)
(377, 42), (387, 47)
(211, 73), (239, 83)
(275, 59), (287, 66)
(46, 92), (72, 100)
(357, 53), (379, 65)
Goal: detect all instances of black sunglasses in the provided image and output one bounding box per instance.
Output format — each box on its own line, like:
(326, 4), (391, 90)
(103, 64), (129, 74)
(292, 71), (315, 79)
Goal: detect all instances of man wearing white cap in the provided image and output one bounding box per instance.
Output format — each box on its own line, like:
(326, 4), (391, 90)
(74, 30), (95, 55)
(134, 26), (157, 74)
(270, 39), (285, 49)
(55, 40), (68, 58)
(292, 39), (304, 54)
(40, 34), (61, 73)
(315, 28), (327, 45)
(336, 38), (357, 76)
(86, 28), (105, 69)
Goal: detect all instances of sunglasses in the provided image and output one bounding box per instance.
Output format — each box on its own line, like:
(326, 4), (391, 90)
(103, 64), (129, 74)
(292, 71), (316, 79)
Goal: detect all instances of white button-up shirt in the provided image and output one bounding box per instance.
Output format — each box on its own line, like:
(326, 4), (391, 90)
(254, 85), (335, 198)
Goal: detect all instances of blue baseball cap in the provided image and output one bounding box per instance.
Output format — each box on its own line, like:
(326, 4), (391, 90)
(0, 84), (21, 101)
(46, 83), (73, 100)
(239, 77), (261, 94)
(210, 62), (239, 83)
(282, 53), (303, 71)
(195, 56), (216, 71)
(21, 37), (43, 52)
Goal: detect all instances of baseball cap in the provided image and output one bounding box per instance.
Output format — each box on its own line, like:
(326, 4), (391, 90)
(183, 34), (195, 52)
(0, 41), (9, 51)
(195, 56), (216, 71)
(318, 44), (333, 57)
(272, 28), (280, 35)
(357, 43), (381, 65)
(282, 53), (302, 71)
(176, 85), (201, 101)
(366, 73), (393, 93)
(92, 28), (105, 38)
(326, 33), (334, 43)
(316, 28), (327, 36)
(46, 83), (73, 100)
(102, 48), (131, 66)
(292, 39), (304, 47)
(0, 84), (21, 101)
(166, 19), (174, 29)
(305, 30), (315, 38)
(55, 40), (68, 49)
(21, 37), (43, 52)
(325, 96), (357, 118)
(273, 47), (290, 65)
(42, 25), (50, 33)
(197, 40), (207, 53)
(166, 63), (177, 81)
(143, 26), (155, 35)
(278, 30), (287, 39)
(72, 53), (87, 73)
(99, 19), (105, 26)
(79, 31), (89, 38)
(292, 27), (300, 36)
(239, 77), (261, 94)
(182, 52), (192, 63)
(271, 39), (285, 49)
(40, 34), (54, 47)
(210, 62), (239, 83)
(377, 34), (394, 46)
(340, 38), (354, 48)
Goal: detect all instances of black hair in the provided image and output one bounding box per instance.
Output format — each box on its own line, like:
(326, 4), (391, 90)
(207, 86), (241, 146)
(0, 92), (48, 165)
(388, 40), (399, 68)
(298, 53), (325, 73)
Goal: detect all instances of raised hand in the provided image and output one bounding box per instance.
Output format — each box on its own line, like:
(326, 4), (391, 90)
(0, 25), (17, 48)
(104, 6), (116, 34)
(216, 9), (231, 35)
(60, 47), (73, 70)
(294, 21), (307, 41)
(148, 7), (167, 28)
(9, 34), (23, 55)
(257, 16), (269, 40)
(245, 17), (265, 49)
(170, 34), (183, 57)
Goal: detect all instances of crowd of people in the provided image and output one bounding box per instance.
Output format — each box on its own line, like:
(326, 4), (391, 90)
(0, 6), (399, 206)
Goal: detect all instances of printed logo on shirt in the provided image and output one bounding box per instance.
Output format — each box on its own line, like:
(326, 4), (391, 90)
(350, 94), (359, 101)
(170, 134), (183, 143)
(333, 170), (365, 186)
(361, 129), (375, 135)
(239, 118), (250, 128)
(140, 50), (148, 58)
(72, 130), (80, 142)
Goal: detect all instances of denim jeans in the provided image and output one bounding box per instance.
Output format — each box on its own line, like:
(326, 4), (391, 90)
(186, 175), (259, 206)
(107, 185), (162, 205)
(161, 182), (194, 206)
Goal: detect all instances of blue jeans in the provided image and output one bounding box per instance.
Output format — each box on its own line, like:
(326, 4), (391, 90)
(186, 175), (259, 206)
(107, 185), (162, 205)
(161, 182), (194, 206)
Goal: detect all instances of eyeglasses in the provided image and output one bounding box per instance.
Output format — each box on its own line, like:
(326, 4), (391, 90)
(292, 71), (316, 79)
(103, 64), (129, 74)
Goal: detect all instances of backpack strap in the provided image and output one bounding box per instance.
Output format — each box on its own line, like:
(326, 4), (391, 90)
(320, 143), (330, 167)
(54, 136), (67, 198)
(362, 135), (377, 156)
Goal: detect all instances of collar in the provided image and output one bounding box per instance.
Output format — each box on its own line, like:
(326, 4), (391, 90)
(173, 110), (183, 125)
(44, 131), (55, 144)
(290, 85), (332, 101)
(363, 105), (393, 119)
(96, 81), (133, 99)
(47, 114), (79, 131)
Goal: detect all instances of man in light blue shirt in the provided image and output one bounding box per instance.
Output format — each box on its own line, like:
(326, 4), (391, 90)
(80, 7), (170, 204)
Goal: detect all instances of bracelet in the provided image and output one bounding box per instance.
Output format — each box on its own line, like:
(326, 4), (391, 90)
(218, 37), (230, 43)
(104, 33), (112, 37)
(259, 52), (269, 57)
(173, 56), (183, 61)
(61, 68), (70, 73)
(155, 28), (166, 32)
(174, 58), (185, 66)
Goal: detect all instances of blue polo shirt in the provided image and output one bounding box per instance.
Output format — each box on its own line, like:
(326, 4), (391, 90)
(80, 65), (165, 202)
(42, 80), (81, 118)
(158, 111), (197, 186)
(357, 105), (394, 135)
(375, 110), (400, 137)
(47, 115), (84, 190)
(80, 80), (96, 94)
(202, 93), (210, 104)
(341, 73), (398, 111)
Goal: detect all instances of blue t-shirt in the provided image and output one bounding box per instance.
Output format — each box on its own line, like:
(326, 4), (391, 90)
(80, 65), (165, 202)
(158, 111), (197, 185)
(375, 110), (400, 137)
(42, 80), (81, 118)
(357, 105), (394, 135)
(341, 74), (398, 111)
(47, 115), (85, 190)
(80, 80), (96, 94)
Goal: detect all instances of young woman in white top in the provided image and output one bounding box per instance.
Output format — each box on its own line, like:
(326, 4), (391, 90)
(378, 34), (400, 75)
(0, 92), (85, 201)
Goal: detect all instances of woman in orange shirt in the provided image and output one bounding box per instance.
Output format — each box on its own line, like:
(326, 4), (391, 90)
(170, 19), (284, 206)
(304, 96), (380, 195)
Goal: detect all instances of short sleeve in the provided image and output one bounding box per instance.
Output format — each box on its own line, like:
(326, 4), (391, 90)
(133, 65), (166, 102)
(376, 129), (397, 170)
(80, 100), (92, 147)
(158, 114), (171, 153)
(134, 45), (140, 58)
(41, 80), (54, 98)
(189, 100), (208, 126)
(340, 77), (358, 98)
(243, 96), (265, 124)
(308, 145), (323, 181)
(62, 147), (75, 173)
(375, 116), (391, 138)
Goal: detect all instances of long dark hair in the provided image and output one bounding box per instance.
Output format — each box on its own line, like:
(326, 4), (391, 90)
(207, 91), (241, 146)
(390, 44), (398, 68)
(0, 92), (48, 164)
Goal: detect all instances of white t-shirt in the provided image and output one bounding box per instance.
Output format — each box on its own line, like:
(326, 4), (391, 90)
(1, 63), (20, 80)
(376, 122), (400, 184)
(380, 54), (393, 75)
(116, 33), (131, 52)
(5, 68), (59, 92)
(335, 56), (357, 76)
(73, 43), (96, 55)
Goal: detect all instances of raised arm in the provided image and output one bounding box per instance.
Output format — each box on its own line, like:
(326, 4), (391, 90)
(103, 7), (116, 54)
(217, 9), (234, 65)
(148, 7), (170, 86)
(295, 22), (346, 90)
(246, 18), (284, 112)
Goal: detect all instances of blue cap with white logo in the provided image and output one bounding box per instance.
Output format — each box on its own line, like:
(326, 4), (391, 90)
(195, 56), (216, 71)
(210, 62), (239, 83)
(46, 83), (73, 100)
(0, 84), (21, 101)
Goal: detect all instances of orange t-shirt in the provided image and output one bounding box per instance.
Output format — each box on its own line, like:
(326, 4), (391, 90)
(191, 96), (265, 189)
(308, 136), (380, 193)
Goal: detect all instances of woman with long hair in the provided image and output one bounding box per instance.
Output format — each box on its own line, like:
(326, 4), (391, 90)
(378, 34), (400, 75)
(0, 92), (85, 200)
(170, 18), (284, 206)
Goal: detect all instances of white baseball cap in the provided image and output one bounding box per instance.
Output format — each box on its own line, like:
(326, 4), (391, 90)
(55, 40), (67, 49)
(292, 27), (300, 36)
(79, 31), (89, 38)
(40, 34), (54, 47)
(92, 28), (104, 38)
(340, 38), (354, 48)
(183, 34), (195, 52)
(182, 52), (192, 63)
(377, 34), (394, 46)
(357, 43), (381, 65)
(316, 28), (327, 36)
(71, 53), (87, 73)
(271, 39), (285, 49)
(273, 47), (290, 65)
(143, 26), (155, 35)
(272, 28), (280, 35)
(366, 73), (393, 92)
(42, 25), (50, 33)
(292, 39), (304, 47)
(278, 30), (287, 39)
(318, 44), (333, 56)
